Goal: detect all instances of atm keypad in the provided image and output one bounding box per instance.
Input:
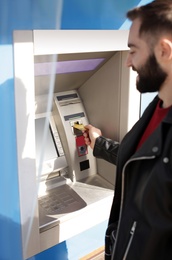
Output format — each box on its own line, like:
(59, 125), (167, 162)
(39, 186), (78, 214)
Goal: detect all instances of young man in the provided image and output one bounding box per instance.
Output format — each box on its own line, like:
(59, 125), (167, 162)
(83, 1), (172, 259)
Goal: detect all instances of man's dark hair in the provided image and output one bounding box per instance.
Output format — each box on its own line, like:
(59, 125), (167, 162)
(127, 0), (172, 42)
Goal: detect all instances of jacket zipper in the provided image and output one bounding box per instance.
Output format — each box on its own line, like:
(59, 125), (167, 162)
(123, 221), (137, 260)
(111, 155), (155, 260)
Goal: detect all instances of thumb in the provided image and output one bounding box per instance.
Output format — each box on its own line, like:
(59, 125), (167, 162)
(84, 124), (93, 130)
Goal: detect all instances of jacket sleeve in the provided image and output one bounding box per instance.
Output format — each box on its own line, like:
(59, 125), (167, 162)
(93, 136), (119, 165)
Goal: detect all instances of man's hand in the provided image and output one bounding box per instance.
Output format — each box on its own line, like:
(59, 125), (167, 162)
(83, 124), (102, 149)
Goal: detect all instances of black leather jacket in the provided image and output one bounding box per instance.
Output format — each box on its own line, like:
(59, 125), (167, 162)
(93, 96), (172, 260)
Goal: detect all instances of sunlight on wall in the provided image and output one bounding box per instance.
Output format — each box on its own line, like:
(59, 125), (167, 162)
(119, 0), (152, 29)
(0, 45), (13, 84)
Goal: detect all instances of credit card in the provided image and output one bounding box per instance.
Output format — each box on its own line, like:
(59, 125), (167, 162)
(73, 123), (86, 131)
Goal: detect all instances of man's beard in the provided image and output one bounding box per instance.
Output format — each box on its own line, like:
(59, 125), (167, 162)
(134, 53), (167, 93)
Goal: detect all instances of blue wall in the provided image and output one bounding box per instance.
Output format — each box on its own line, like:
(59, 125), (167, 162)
(0, 0), (151, 259)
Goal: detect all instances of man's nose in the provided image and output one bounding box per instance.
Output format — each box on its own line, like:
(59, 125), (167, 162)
(125, 54), (132, 67)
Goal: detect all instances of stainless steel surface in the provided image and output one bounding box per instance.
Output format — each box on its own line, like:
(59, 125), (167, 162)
(39, 174), (113, 232)
(39, 184), (87, 232)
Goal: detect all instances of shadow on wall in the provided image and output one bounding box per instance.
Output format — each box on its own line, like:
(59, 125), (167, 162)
(27, 242), (69, 260)
(0, 214), (23, 260)
(0, 212), (69, 260)
(0, 78), (23, 260)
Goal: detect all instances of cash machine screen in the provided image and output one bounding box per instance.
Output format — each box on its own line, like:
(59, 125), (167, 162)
(35, 117), (58, 161)
(35, 115), (67, 177)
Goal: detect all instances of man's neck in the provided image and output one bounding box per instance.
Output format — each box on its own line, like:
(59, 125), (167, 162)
(159, 80), (172, 108)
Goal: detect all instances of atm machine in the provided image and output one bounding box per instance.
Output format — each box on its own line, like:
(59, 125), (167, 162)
(36, 89), (114, 234)
(13, 30), (140, 259)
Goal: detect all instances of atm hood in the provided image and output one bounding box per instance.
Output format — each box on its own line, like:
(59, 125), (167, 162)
(34, 51), (116, 95)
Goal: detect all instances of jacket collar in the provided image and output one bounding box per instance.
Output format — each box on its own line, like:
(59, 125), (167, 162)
(120, 95), (172, 162)
(134, 96), (172, 158)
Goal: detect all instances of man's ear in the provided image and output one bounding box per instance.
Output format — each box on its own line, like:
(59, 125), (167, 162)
(159, 38), (172, 60)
